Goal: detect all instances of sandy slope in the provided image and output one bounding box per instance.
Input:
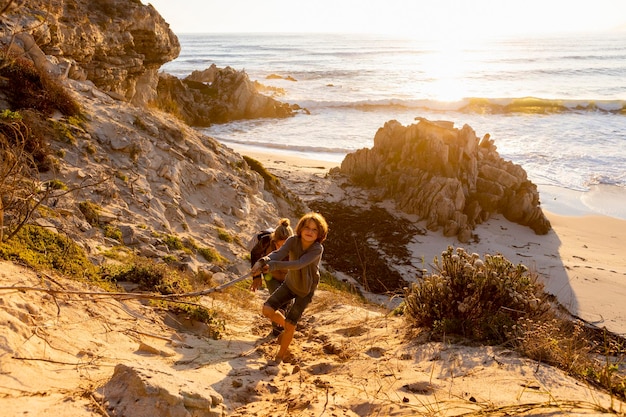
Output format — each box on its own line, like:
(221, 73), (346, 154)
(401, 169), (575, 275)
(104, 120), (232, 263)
(1, 261), (624, 417)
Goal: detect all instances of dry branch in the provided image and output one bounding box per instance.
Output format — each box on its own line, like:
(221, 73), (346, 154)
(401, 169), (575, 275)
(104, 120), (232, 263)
(0, 271), (252, 301)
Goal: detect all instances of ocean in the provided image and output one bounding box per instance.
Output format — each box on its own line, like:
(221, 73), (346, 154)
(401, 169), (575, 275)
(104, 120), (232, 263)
(160, 32), (626, 220)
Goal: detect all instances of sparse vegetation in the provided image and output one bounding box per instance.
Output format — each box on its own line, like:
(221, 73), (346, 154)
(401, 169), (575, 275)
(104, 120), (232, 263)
(0, 224), (102, 282)
(102, 245), (134, 262)
(198, 246), (227, 263)
(240, 156), (305, 213)
(103, 225), (122, 242)
(217, 227), (233, 243)
(103, 257), (225, 338)
(78, 200), (101, 226)
(162, 254), (177, 263)
(150, 95), (184, 121)
(403, 246), (626, 401)
(158, 301), (225, 340)
(44, 179), (67, 190)
(243, 155), (279, 185)
(104, 256), (192, 295)
(161, 233), (185, 251)
(0, 109), (21, 120)
(53, 119), (77, 144)
(0, 47), (81, 117)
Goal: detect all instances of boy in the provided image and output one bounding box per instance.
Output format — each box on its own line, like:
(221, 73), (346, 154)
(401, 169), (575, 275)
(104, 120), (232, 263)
(252, 212), (329, 364)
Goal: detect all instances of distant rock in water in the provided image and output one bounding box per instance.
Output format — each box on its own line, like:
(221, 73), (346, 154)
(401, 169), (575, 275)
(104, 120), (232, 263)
(339, 118), (551, 242)
(157, 64), (304, 126)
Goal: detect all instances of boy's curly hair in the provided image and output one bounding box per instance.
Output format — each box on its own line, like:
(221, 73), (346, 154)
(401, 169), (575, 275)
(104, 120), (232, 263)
(295, 212), (329, 243)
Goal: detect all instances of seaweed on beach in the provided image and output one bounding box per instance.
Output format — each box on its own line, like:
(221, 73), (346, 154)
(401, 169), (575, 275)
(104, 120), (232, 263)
(308, 200), (425, 294)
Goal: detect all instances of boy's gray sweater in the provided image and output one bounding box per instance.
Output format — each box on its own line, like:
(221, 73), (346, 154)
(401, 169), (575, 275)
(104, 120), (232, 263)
(261, 235), (323, 297)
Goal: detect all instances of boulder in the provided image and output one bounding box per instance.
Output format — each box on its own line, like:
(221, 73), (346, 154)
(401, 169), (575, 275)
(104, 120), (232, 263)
(98, 364), (225, 417)
(340, 118), (551, 240)
(156, 65), (301, 126)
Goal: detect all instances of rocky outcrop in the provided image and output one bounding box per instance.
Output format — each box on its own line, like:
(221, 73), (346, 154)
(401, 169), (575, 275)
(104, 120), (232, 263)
(1, 0), (180, 105)
(0, 1), (305, 270)
(26, 76), (304, 272)
(98, 364), (225, 417)
(1, 2), (300, 125)
(339, 118), (551, 241)
(156, 64), (302, 126)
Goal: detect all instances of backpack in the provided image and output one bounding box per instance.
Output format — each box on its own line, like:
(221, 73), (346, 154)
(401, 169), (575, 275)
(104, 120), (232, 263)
(248, 229), (273, 267)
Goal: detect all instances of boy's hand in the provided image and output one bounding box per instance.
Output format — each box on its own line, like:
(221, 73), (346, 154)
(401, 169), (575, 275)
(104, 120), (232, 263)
(250, 276), (262, 291)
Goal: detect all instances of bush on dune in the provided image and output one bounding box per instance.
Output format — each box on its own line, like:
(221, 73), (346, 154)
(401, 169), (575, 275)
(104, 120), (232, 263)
(403, 246), (626, 400)
(404, 246), (550, 343)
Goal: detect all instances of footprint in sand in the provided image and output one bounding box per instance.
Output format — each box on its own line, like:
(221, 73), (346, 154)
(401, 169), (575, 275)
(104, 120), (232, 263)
(307, 362), (336, 375)
(335, 325), (368, 337)
(365, 346), (386, 358)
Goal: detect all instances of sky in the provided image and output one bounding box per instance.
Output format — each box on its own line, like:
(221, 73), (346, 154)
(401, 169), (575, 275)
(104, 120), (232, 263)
(144, 0), (626, 38)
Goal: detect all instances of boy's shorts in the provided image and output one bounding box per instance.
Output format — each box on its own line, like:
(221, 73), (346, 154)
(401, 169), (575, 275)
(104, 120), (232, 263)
(265, 282), (314, 326)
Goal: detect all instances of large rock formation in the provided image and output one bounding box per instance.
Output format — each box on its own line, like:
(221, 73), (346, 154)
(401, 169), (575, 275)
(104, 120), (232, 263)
(157, 64), (302, 126)
(1, 0), (180, 105)
(340, 118), (551, 242)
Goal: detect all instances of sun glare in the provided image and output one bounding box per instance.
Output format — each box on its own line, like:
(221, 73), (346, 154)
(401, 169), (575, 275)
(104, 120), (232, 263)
(416, 38), (483, 102)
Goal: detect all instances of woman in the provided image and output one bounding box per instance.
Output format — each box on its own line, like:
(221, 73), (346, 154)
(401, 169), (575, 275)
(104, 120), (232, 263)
(250, 218), (293, 335)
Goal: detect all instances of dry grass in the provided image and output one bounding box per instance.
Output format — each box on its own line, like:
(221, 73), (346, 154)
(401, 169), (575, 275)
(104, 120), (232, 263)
(0, 48), (81, 117)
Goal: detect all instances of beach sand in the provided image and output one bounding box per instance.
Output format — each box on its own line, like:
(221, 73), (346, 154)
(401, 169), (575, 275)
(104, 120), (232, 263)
(234, 144), (626, 337)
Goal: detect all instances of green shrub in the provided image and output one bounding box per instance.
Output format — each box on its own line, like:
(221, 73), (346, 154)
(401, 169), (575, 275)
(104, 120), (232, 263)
(104, 257), (225, 339)
(404, 246), (626, 400)
(243, 155), (279, 185)
(162, 255), (178, 263)
(161, 302), (225, 340)
(105, 257), (192, 295)
(52, 120), (76, 144)
(198, 246), (226, 263)
(403, 246), (550, 343)
(104, 225), (122, 242)
(217, 228), (233, 243)
(78, 200), (101, 226)
(0, 224), (100, 282)
(44, 179), (67, 190)
(0, 109), (22, 120)
(162, 234), (184, 251)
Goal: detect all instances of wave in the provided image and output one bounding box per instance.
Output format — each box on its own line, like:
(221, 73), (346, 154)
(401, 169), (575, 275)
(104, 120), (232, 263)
(212, 137), (353, 155)
(300, 97), (626, 115)
(585, 173), (626, 188)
